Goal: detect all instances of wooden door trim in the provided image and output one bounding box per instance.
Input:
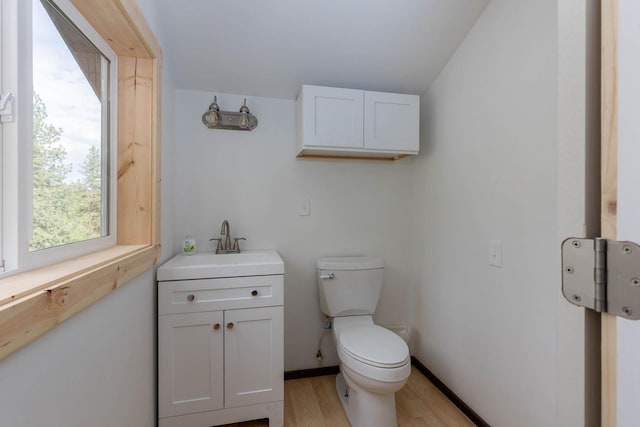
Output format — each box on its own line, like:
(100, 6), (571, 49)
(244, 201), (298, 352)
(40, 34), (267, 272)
(601, 0), (618, 425)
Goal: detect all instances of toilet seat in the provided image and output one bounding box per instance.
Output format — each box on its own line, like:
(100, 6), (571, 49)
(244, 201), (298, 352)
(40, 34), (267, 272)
(335, 323), (411, 384)
(338, 325), (409, 368)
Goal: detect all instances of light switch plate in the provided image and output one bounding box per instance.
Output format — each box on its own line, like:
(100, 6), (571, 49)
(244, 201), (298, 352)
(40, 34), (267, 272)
(297, 196), (310, 216)
(489, 240), (503, 267)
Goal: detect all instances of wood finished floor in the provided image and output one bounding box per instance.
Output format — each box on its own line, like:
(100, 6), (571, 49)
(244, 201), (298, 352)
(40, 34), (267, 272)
(224, 366), (474, 427)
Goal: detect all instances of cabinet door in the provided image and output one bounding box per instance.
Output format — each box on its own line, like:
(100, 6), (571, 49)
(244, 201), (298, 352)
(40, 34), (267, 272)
(300, 85), (364, 149)
(158, 311), (224, 418)
(224, 306), (284, 408)
(364, 91), (419, 152)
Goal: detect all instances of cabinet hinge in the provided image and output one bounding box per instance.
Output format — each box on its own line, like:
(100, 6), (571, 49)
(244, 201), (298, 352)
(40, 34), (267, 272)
(562, 237), (640, 319)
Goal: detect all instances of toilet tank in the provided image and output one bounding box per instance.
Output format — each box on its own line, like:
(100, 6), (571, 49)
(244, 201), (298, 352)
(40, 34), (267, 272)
(317, 256), (384, 317)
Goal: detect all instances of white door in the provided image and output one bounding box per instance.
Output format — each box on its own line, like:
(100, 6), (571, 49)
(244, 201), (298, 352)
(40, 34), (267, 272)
(224, 306), (284, 408)
(605, 1), (640, 425)
(300, 85), (364, 149)
(363, 91), (419, 153)
(158, 311), (224, 418)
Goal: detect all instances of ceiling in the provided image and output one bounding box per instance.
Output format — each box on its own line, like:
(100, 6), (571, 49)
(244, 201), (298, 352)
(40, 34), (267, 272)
(157, 0), (489, 99)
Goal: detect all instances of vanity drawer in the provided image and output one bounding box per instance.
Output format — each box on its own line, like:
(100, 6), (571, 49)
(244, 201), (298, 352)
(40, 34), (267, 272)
(158, 275), (283, 315)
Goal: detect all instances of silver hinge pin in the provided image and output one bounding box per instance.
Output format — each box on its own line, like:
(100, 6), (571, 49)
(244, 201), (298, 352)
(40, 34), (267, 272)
(594, 237), (607, 313)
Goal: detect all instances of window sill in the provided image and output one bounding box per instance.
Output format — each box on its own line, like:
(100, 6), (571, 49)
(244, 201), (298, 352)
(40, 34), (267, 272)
(0, 244), (160, 359)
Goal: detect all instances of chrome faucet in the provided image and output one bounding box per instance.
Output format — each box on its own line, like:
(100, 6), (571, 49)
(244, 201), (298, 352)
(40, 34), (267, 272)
(220, 220), (232, 251)
(210, 220), (245, 254)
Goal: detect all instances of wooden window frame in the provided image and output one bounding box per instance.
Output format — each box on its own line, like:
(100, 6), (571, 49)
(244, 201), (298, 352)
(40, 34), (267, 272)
(0, 0), (162, 360)
(601, 0), (617, 425)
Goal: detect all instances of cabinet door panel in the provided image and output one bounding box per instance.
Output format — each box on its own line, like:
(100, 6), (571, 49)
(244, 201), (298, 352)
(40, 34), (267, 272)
(224, 306), (284, 408)
(301, 85), (364, 149)
(364, 91), (419, 152)
(159, 311), (224, 418)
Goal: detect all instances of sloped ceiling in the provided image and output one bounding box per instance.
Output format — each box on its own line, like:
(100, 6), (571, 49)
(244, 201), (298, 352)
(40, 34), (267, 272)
(157, 0), (489, 99)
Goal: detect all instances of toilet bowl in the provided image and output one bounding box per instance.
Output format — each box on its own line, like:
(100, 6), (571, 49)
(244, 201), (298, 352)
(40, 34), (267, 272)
(317, 257), (410, 427)
(332, 316), (410, 427)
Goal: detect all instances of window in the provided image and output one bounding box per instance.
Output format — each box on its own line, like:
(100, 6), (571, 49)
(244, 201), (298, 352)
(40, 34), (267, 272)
(0, 0), (160, 361)
(1, 0), (117, 274)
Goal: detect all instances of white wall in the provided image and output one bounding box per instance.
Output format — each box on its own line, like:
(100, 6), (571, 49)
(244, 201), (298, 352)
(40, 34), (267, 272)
(0, 270), (157, 427)
(0, 0), (175, 425)
(410, 0), (565, 425)
(173, 89), (413, 370)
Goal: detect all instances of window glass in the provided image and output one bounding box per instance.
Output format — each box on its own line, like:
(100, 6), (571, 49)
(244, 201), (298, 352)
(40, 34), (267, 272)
(30, 0), (109, 251)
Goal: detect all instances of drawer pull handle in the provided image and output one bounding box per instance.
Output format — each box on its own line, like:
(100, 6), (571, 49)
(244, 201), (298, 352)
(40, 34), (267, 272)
(213, 323), (220, 330)
(227, 322), (234, 330)
(187, 294), (195, 302)
(251, 290), (258, 296)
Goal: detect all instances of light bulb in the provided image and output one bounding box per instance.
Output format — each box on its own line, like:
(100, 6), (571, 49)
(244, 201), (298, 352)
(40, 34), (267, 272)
(202, 96), (220, 128)
(239, 98), (250, 129)
(239, 112), (248, 128)
(206, 110), (219, 126)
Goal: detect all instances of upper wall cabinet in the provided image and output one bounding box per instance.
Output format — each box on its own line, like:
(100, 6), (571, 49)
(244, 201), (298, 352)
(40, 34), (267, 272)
(298, 86), (364, 150)
(296, 85), (419, 160)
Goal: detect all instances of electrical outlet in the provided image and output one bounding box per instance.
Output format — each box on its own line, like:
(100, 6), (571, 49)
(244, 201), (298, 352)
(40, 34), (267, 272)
(489, 240), (503, 267)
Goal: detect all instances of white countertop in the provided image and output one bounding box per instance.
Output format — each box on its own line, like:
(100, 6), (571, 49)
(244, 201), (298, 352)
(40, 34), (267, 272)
(157, 250), (284, 281)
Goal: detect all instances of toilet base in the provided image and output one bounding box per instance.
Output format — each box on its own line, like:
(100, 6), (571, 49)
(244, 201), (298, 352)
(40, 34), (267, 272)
(335, 371), (399, 427)
(336, 372), (349, 409)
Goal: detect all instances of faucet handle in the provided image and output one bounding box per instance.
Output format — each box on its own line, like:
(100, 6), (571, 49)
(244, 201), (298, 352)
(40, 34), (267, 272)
(232, 237), (246, 252)
(210, 238), (224, 253)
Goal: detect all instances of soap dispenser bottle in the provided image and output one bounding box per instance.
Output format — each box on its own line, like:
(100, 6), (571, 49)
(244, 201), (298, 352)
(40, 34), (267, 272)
(183, 233), (196, 255)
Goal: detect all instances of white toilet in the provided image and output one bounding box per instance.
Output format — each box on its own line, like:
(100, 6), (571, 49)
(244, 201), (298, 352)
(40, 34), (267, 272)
(317, 256), (410, 427)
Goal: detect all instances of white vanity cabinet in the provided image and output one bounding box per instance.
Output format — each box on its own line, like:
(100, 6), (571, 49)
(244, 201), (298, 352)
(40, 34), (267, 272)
(157, 252), (284, 427)
(296, 84), (419, 159)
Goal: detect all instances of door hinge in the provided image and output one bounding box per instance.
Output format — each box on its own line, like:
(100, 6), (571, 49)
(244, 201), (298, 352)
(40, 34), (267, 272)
(562, 237), (640, 319)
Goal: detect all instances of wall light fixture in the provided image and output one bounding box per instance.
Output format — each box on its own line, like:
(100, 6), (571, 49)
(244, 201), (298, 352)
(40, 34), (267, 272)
(202, 97), (258, 131)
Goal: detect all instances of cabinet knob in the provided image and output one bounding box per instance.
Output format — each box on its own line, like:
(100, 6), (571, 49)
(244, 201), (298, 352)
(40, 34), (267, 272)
(227, 322), (234, 330)
(187, 294), (195, 302)
(251, 290), (258, 296)
(213, 323), (220, 330)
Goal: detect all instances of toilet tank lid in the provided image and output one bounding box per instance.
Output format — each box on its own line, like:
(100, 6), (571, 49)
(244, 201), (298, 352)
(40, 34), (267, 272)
(317, 257), (384, 270)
